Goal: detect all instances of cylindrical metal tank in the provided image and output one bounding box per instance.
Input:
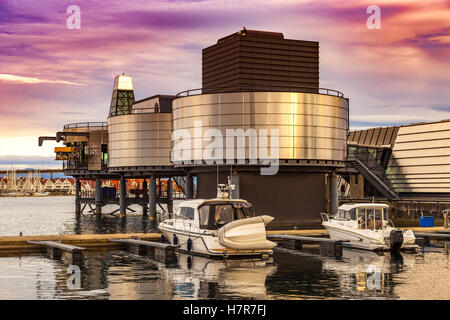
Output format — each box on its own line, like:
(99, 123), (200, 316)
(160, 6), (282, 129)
(108, 113), (172, 168)
(172, 91), (348, 164)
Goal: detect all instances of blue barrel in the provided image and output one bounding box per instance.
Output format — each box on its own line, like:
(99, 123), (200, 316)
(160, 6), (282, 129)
(420, 216), (434, 227)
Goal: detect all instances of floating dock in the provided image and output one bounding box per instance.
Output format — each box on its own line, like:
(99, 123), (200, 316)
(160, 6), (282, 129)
(0, 233), (160, 253)
(0, 226), (446, 254)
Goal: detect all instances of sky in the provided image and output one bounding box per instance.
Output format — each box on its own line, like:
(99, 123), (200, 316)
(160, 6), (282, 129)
(0, 0), (449, 169)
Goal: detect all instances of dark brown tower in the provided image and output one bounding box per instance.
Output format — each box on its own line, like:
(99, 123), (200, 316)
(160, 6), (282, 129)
(202, 28), (319, 94)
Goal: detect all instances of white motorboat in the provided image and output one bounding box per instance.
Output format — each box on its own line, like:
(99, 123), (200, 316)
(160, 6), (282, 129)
(321, 203), (419, 252)
(158, 178), (276, 258)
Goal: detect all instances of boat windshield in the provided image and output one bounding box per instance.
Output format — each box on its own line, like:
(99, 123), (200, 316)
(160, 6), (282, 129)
(198, 201), (255, 229)
(357, 208), (385, 229)
(334, 208), (356, 221)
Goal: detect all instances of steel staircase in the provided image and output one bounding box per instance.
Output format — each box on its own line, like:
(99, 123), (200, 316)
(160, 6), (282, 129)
(172, 176), (186, 197)
(348, 150), (400, 201)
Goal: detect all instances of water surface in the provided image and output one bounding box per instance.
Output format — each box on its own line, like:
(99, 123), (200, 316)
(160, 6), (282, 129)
(0, 196), (449, 300)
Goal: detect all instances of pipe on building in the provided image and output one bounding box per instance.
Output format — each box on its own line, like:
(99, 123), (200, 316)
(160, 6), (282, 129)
(186, 174), (193, 199)
(75, 179), (81, 215)
(231, 175), (240, 199)
(330, 172), (338, 215)
(119, 177), (126, 217)
(167, 177), (173, 213)
(95, 178), (102, 215)
(142, 179), (148, 216)
(149, 176), (157, 221)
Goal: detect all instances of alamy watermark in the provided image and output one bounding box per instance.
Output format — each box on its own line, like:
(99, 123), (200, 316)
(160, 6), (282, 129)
(171, 121), (280, 175)
(66, 5), (81, 30)
(366, 264), (382, 290)
(366, 5), (381, 29)
(67, 265), (81, 289)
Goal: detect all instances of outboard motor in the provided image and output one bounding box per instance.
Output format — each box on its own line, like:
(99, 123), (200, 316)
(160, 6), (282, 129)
(389, 230), (404, 252)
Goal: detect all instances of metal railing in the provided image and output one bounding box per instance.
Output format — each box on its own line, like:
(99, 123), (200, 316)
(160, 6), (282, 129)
(176, 85), (344, 98)
(109, 107), (174, 116)
(349, 148), (386, 177)
(64, 160), (88, 170)
(347, 147), (400, 200)
(63, 122), (108, 130)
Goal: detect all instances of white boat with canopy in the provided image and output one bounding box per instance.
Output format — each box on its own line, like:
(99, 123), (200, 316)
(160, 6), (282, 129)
(158, 178), (276, 258)
(321, 203), (418, 251)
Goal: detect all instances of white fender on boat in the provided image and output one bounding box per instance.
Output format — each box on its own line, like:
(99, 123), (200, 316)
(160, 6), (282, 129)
(218, 215), (277, 250)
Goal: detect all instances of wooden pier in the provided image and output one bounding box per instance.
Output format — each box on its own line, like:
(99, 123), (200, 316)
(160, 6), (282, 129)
(109, 238), (178, 264)
(268, 234), (345, 258)
(27, 240), (86, 265)
(0, 233), (160, 253)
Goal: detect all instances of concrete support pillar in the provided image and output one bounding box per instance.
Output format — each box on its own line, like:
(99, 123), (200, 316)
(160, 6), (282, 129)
(186, 174), (194, 199)
(75, 178), (81, 215)
(142, 179), (148, 216)
(167, 177), (173, 213)
(149, 175), (157, 221)
(330, 172), (338, 215)
(95, 178), (102, 215)
(119, 177), (127, 218)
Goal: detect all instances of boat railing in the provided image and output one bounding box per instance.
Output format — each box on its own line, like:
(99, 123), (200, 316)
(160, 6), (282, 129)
(320, 212), (330, 222)
(387, 219), (396, 228)
(157, 211), (172, 224)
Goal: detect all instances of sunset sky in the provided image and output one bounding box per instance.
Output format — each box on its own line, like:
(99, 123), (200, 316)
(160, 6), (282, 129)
(0, 0), (449, 169)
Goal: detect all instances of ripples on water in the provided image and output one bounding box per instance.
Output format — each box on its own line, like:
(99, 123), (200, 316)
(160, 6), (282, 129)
(0, 196), (450, 300)
(1, 248), (450, 300)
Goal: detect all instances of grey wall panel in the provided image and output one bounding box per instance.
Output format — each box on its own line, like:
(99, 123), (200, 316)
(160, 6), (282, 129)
(173, 92), (348, 164)
(196, 171), (326, 227)
(108, 113), (172, 167)
(387, 121), (450, 193)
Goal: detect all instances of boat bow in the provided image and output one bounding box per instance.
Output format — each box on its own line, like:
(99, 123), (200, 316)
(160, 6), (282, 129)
(218, 215), (277, 250)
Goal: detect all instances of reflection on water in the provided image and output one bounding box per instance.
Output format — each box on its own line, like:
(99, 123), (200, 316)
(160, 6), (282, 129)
(1, 246), (450, 300)
(163, 254), (277, 299)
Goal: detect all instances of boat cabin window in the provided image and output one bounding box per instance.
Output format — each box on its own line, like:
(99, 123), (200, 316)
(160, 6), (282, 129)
(199, 206), (209, 226)
(215, 204), (234, 225)
(335, 208), (356, 221)
(234, 202), (255, 219)
(357, 208), (384, 229)
(198, 201), (254, 229)
(179, 207), (195, 220)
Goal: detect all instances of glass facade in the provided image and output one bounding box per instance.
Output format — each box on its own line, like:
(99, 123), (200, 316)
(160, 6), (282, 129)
(108, 75), (135, 117)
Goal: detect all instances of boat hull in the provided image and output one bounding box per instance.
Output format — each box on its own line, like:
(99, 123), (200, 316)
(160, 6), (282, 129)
(323, 223), (418, 252)
(159, 225), (273, 258)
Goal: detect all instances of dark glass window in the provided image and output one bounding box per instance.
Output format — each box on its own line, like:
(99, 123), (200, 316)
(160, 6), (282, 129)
(199, 205), (209, 226)
(199, 202), (254, 230)
(179, 207), (194, 220)
(185, 207), (194, 220)
(344, 211), (350, 220)
(349, 208), (356, 220)
(214, 204), (233, 226)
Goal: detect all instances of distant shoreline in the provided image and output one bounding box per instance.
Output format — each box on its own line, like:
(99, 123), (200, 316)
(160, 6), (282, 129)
(0, 194), (73, 198)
